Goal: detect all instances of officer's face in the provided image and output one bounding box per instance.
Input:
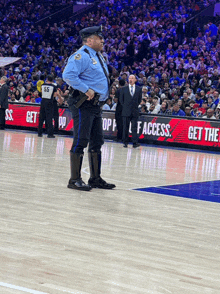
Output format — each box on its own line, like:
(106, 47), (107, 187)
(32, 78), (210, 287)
(88, 35), (104, 52)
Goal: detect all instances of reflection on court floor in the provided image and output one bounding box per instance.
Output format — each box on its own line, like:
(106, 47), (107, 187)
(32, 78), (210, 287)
(1, 130), (220, 185)
(1, 129), (220, 294)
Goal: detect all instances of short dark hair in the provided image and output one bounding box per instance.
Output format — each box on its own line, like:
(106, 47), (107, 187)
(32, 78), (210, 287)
(119, 79), (125, 86)
(47, 74), (54, 82)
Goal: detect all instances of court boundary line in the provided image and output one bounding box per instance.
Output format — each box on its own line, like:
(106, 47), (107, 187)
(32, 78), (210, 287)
(0, 282), (49, 294)
(0, 282), (83, 294)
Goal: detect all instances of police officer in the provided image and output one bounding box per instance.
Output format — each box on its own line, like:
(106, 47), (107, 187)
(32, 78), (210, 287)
(38, 74), (60, 138)
(63, 25), (115, 191)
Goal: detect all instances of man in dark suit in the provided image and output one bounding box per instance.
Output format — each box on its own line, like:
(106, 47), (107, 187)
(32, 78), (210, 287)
(0, 76), (9, 130)
(120, 75), (142, 148)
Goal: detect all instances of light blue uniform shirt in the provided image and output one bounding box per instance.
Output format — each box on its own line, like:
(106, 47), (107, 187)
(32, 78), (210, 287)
(62, 45), (109, 101)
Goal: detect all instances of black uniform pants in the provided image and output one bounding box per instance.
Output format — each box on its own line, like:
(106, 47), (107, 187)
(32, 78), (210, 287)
(0, 108), (6, 129)
(53, 100), (59, 132)
(38, 99), (54, 136)
(122, 116), (138, 144)
(70, 101), (104, 154)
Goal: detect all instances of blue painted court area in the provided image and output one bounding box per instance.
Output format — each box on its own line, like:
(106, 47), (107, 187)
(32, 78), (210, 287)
(135, 180), (220, 203)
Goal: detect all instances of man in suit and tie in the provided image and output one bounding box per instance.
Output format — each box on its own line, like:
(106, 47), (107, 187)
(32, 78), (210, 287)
(0, 76), (9, 130)
(120, 74), (142, 148)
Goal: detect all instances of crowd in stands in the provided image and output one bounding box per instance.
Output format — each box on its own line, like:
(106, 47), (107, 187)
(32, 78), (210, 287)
(1, 0), (220, 119)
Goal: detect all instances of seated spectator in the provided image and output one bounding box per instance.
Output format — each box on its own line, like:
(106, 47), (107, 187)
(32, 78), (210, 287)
(32, 90), (42, 103)
(152, 96), (161, 113)
(185, 106), (192, 117)
(186, 88), (195, 101)
(109, 87), (117, 101)
(148, 104), (156, 114)
(198, 107), (206, 116)
(23, 84), (33, 102)
(9, 93), (18, 102)
(140, 105), (148, 114)
(14, 89), (21, 101)
(207, 96), (214, 108)
(139, 98), (146, 111)
(191, 103), (201, 117)
(177, 99), (185, 111)
(199, 74), (212, 92)
(17, 83), (26, 98)
(215, 104), (220, 119)
(158, 101), (171, 115)
(200, 90), (207, 103)
(202, 108), (216, 119)
(213, 77), (220, 91)
(211, 90), (220, 109)
(182, 92), (191, 108)
(142, 86), (148, 99)
(102, 98), (113, 111)
(172, 103), (186, 116)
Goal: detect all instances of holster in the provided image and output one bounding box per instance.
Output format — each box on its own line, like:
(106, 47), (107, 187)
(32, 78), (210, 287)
(68, 88), (100, 108)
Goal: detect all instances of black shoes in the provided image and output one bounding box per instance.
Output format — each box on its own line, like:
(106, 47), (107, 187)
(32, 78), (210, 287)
(88, 177), (116, 189)
(123, 143), (140, 148)
(47, 135), (55, 138)
(68, 178), (92, 191)
(38, 134), (43, 137)
(68, 177), (115, 191)
(133, 143), (140, 148)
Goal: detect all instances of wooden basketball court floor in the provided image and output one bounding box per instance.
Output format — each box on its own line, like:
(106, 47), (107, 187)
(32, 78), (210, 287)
(0, 129), (220, 294)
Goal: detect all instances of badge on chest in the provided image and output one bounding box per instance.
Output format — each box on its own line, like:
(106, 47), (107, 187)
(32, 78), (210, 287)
(92, 58), (97, 65)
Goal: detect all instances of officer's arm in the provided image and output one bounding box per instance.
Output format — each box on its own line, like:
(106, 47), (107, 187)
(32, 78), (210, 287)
(62, 53), (90, 93)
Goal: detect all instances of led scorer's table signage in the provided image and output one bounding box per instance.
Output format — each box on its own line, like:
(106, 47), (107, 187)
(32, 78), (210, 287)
(6, 103), (220, 149)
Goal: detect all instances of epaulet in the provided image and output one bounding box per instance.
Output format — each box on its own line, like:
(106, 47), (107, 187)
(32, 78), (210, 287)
(84, 48), (91, 57)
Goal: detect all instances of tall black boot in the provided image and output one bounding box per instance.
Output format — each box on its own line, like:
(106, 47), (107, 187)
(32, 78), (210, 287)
(88, 151), (116, 189)
(68, 152), (91, 191)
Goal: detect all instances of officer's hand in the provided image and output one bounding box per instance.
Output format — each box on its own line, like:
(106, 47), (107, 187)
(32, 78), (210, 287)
(85, 89), (95, 100)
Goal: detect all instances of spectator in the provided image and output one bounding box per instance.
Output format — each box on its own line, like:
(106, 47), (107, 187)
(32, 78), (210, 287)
(211, 90), (220, 109)
(158, 101), (171, 115)
(172, 103), (186, 116)
(191, 103), (201, 117)
(102, 98), (113, 111)
(203, 108), (216, 119)
(185, 106), (192, 117)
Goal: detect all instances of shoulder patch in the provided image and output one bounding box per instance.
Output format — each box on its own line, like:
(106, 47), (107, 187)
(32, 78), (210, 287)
(74, 53), (82, 60)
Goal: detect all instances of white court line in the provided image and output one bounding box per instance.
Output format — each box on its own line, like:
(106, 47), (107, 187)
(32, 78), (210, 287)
(0, 282), (49, 294)
(157, 187), (179, 191)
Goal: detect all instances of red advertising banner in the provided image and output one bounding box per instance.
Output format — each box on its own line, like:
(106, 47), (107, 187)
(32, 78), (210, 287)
(6, 103), (72, 130)
(6, 104), (40, 127)
(5, 103), (220, 149)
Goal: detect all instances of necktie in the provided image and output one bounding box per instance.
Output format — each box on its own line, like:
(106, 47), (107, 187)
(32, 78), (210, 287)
(131, 86), (134, 96)
(96, 52), (110, 90)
